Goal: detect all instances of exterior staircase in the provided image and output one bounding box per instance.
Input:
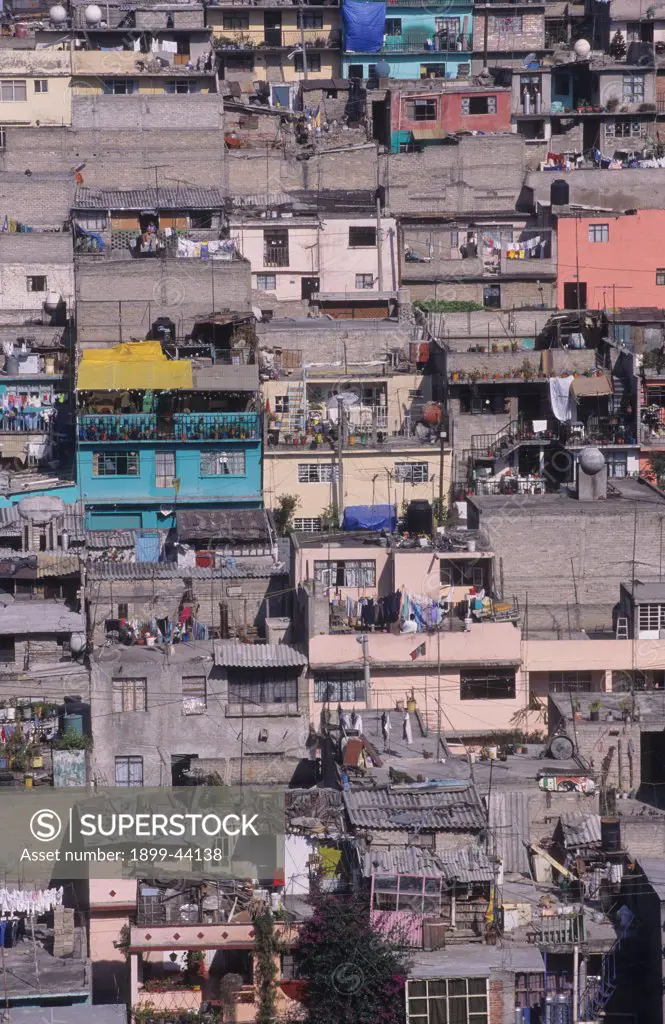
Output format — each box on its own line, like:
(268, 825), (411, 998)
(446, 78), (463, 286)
(471, 419), (558, 460)
(579, 937), (621, 1021)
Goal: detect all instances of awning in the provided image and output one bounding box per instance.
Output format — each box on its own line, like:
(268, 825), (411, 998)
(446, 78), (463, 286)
(570, 373), (613, 398)
(77, 342), (193, 391)
(411, 128), (448, 141)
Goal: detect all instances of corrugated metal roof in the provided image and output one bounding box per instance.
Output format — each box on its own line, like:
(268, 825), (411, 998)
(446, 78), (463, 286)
(214, 642), (307, 668)
(344, 787), (486, 832)
(86, 530), (136, 549)
(0, 602), (84, 635)
(86, 561), (286, 580)
(74, 186), (227, 211)
(489, 791), (531, 876)
(176, 508), (271, 543)
(560, 813), (602, 848)
(409, 945), (544, 979)
(365, 844), (493, 883)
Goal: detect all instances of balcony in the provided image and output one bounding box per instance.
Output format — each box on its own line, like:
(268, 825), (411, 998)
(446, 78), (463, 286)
(78, 412), (260, 443)
(263, 247), (290, 268)
(380, 33), (472, 52)
(216, 29), (339, 50)
(402, 254), (555, 281)
(471, 417), (637, 461)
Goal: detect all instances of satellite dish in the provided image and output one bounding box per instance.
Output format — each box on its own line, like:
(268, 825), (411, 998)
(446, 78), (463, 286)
(49, 4), (67, 23)
(44, 291), (62, 312)
(84, 4), (102, 24)
(17, 495), (65, 524)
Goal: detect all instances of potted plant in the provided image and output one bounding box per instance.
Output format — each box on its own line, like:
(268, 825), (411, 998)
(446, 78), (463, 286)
(589, 700), (601, 722)
(492, 344), (498, 353)
(572, 698), (582, 721)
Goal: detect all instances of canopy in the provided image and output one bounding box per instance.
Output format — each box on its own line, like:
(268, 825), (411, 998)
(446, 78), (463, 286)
(77, 342), (193, 391)
(570, 373), (613, 398)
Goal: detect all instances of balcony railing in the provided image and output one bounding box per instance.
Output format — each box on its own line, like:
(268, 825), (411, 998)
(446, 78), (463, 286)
(0, 411), (52, 433)
(381, 33), (472, 52)
(263, 248), (290, 268)
(78, 412), (260, 443)
(216, 29), (339, 49)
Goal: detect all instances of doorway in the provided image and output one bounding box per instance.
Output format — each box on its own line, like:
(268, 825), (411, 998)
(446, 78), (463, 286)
(563, 281), (587, 309)
(171, 754), (198, 786)
(264, 12), (282, 46)
(301, 276), (320, 301)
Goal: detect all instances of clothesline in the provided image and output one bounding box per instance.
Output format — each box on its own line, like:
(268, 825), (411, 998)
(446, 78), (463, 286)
(0, 887), (63, 916)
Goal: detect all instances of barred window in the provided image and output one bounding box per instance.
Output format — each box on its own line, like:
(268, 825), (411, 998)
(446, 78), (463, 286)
(182, 675), (207, 715)
(223, 12), (249, 27)
(406, 98), (437, 121)
(93, 452), (139, 477)
(395, 461), (429, 484)
(407, 978), (488, 1024)
(297, 463), (338, 483)
(155, 451), (176, 489)
(200, 450), (246, 477)
(440, 561), (486, 587)
(293, 518), (323, 533)
(115, 755), (143, 787)
(548, 672), (592, 694)
(314, 674), (366, 702)
(228, 669), (298, 705)
(460, 669), (516, 700)
(314, 559), (376, 587)
(112, 677), (147, 712)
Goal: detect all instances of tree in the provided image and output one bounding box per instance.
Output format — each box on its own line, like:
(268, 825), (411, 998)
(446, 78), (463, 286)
(273, 494), (301, 536)
(292, 894), (410, 1024)
(253, 906), (280, 1024)
(647, 452), (665, 487)
(609, 29), (627, 59)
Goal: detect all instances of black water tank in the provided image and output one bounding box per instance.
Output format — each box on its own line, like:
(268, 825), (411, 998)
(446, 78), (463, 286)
(150, 316), (176, 343)
(601, 817), (621, 853)
(551, 178), (569, 207)
(407, 499), (433, 535)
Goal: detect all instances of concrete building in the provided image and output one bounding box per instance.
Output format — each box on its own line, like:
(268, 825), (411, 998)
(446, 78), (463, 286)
(382, 80), (512, 153)
(0, 49), (72, 126)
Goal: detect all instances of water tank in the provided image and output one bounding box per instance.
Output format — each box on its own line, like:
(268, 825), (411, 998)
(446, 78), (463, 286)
(550, 178), (570, 207)
(573, 38), (591, 59)
(70, 632), (86, 654)
(84, 4), (102, 24)
(580, 446), (605, 476)
(375, 59), (391, 78)
(44, 291), (62, 312)
(49, 4), (67, 22)
(150, 316), (176, 343)
(63, 713), (83, 736)
(601, 817), (621, 853)
(406, 499), (433, 535)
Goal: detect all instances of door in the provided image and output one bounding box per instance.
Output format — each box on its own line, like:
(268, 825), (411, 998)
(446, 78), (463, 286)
(171, 754), (198, 786)
(264, 12), (282, 47)
(301, 276), (320, 301)
(563, 282), (587, 309)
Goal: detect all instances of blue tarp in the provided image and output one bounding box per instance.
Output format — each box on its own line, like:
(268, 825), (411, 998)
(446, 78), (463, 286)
(343, 0), (386, 53)
(342, 504), (396, 532)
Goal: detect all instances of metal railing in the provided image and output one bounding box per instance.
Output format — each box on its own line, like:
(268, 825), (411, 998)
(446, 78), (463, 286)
(78, 412), (260, 442)
(471, 418), (636, 457)
(263, 247), (290, 268)
(381, 33), (472, 52)
(217, 29), (338, 48)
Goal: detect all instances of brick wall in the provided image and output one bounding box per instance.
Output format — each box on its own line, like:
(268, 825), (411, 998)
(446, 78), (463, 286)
(472, 11), (545, 52)
(488, 975), (504, 1024)
(72, 94), (224, 131)
(257, 320), (419, 364)
(620, 817), (665, 859)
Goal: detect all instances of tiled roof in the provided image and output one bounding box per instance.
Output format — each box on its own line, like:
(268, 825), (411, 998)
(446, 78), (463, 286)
(213, 642), (308, 668)
(560, 813), (602, 848)
(344, 786), (486, 832)
(489, 790), (531, 876)
(86, 561), (286, 580)
(74, 186), (227, 211)
(365, 844), (493, 883)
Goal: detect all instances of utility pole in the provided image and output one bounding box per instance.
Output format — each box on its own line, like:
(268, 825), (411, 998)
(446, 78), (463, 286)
(298, 6), (309, 80)
(337, 396), (345, 527)
(437, 425), (446, 528)
(358, 635), (372, 708)
(376, 182), (384, 292)
(436, 628), (442, 756)
(572, 943), (579, 1024)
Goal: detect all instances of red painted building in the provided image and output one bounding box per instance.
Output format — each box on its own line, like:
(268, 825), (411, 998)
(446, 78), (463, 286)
(389, 86), (512, 151)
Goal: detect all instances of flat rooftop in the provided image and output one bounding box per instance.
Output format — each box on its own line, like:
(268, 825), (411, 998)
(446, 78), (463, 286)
(2, 926), (89, 1001)
(469, 479), (665, 517)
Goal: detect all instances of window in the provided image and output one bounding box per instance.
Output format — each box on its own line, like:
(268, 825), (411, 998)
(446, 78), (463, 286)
(395, 461), (429, 484)
(355, 273), (374, 289)
(0, 637), (15, 664)
(440, 561), (486, 587)
(548, 672), (592, 694)
(623, 74), (645, 102)
(588, 223), (609, 243)
(605, 450), (628, 478)
(224, 54), (255, 72)
(191, 212), (212, 229)
(407, 977), (488, 1024)
(112, 677), (147, 713)
(256, 273), (277, 291)
(348, 64), (364, 79)
(275, 395), (289, 413)
(298, 10), (323, 28)
(118, 603), (129, 620)
(349, 226), (377, 247)
(293, 517), (323, 532)
(115, 755), (143, 787)
(183, 675), (207, 715)
(200, 450), (246, 477)
(494, 14), (522, 32)
(165, 80), (199, 94)
(405, 98), (437, 121)
(483, 284), (501, 308)
(0, 80), (27, 101)
(264, 228), (289, 267)
(93, 452), (139, 477)
(27, 275), (47, 292)
(460, 669), (516, 700)
(294, 53), (321, 72)
(461, 95), (497, 115)
(385, 17), (402, 35)
(33, 79), (49, 94)
(638, 603), (665, 634)
(314, 559), (376, 587)
(298, 463), (338, 483)
(0, 128), (5, 151)
(515, 974), (546, 1011)
(103, 79), (136, 94)
(228, 669), (298, 705)
(450, 229), (459, 248)
(223, 12), (249, 28)
(155, 451), (176, 488)
(314, 674), (366, 702)
(605, 118), (645, 139)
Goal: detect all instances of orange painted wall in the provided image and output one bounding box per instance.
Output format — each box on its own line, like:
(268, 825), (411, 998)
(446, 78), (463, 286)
(556, 210), (665, 309)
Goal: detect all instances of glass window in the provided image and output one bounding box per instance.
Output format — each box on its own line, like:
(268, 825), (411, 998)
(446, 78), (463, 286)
(461, 95), (497, 115)
(264, 227), (289, 267)
(623, 74), (645, 102)
(200, 450), (246, 477)
(293, 517), (323, 532)
(385, 17), (402, 35)
(165, 80), (199, 94)
(294, 53), (321, 72)
(112, 678), (147, 713)
(297, 463), (338, 483)
(349, 226), (377, 247)
(223, 13), (249, 28)
(256, 273), (277, 291)
(0, 80), (27, 101)
(103, 79), (136, 95)
(406, 978), (488, 1024)
(395, 461), (429, 484)
(115, 755), (143, 786)
(440, 562), (486, 587)
(228, 669), (298, 705)
(182, 676), (207, 715)
(460, 669), (516, 700)
(298, 10), (323, 28)
(406, 98), (437, 121)
(483, 284), (501, 308)
(34, 80), (48, 93)
(548, 672), (592, 693)
(605, 450), (627, 478)
(93, 452), (140, 477)
(27, 276), (47, 292)
(314, 559), (376, 587)
(638, 603), (665, 632)
(155, 451), (176, 488)
(657, 269), (665, 286)
(588, 223), (609, 243)
(314, 674), (366, 702)
(355, 273), (375, 289)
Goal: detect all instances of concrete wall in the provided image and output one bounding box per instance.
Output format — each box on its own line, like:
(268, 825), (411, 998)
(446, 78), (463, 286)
(71, 93), (224, 130)
(0, 233), (74, 313)
(74, 256), (252, 344)
(472, 10), (544, 52)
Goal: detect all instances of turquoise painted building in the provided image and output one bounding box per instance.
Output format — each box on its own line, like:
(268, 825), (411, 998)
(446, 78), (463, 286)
(342, 0), (473, 81)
